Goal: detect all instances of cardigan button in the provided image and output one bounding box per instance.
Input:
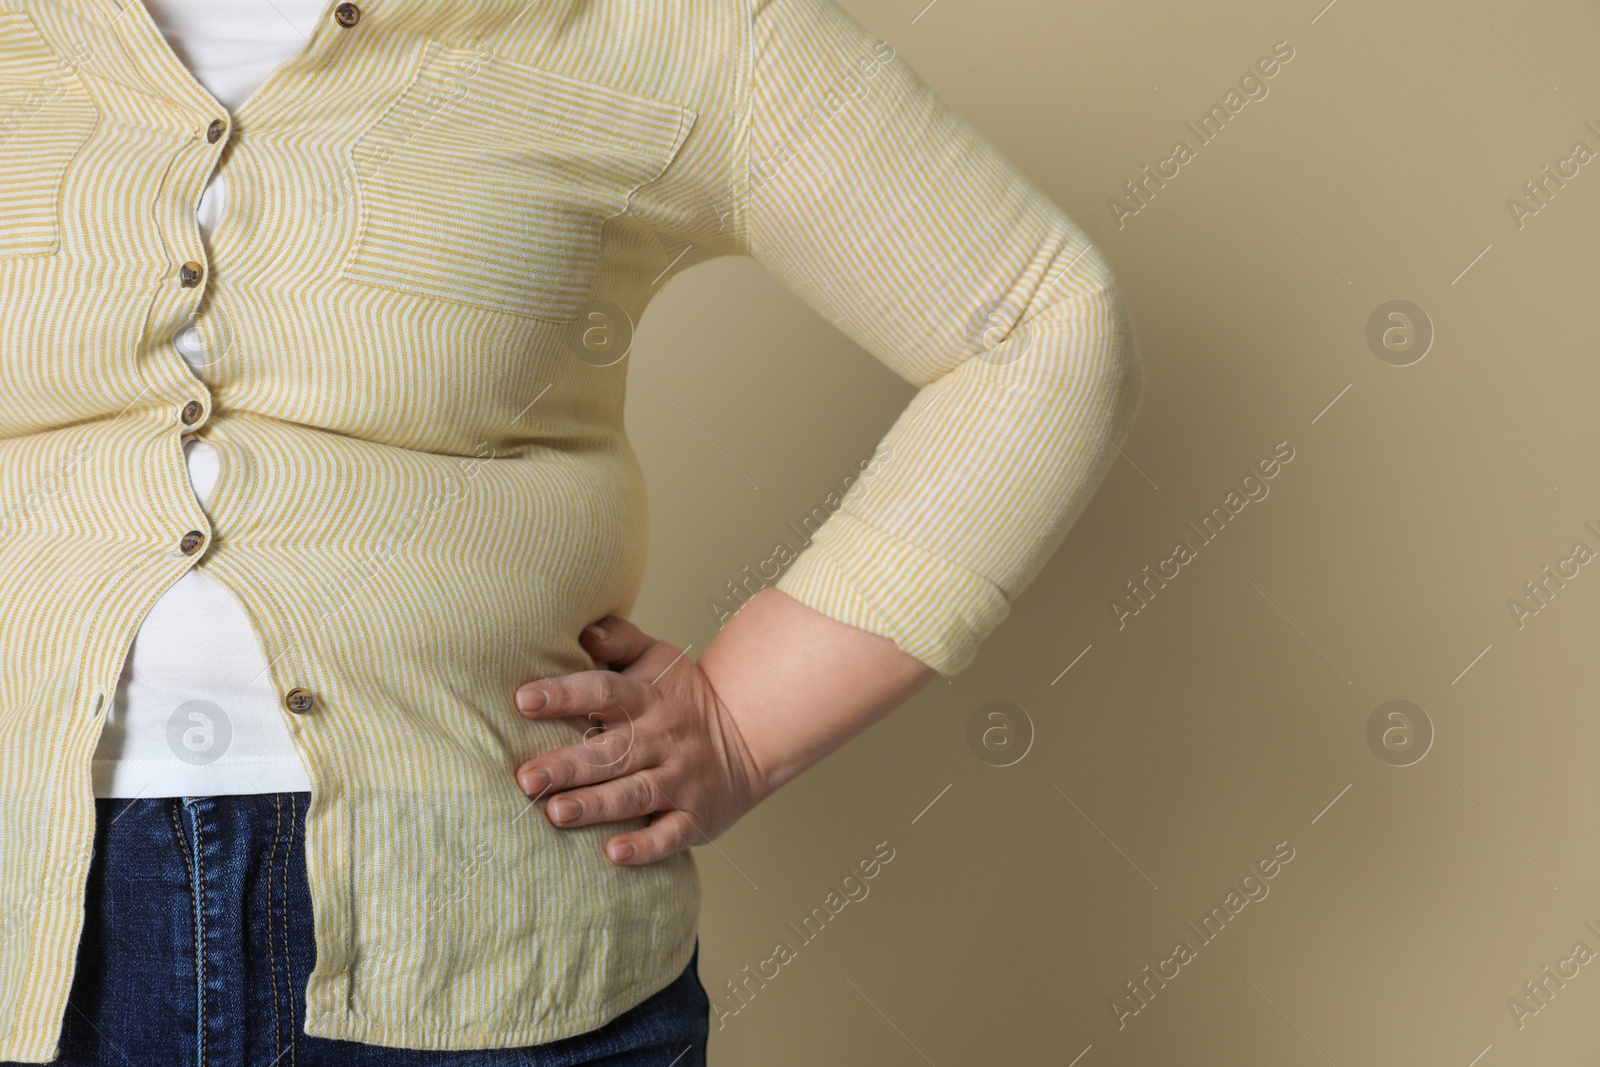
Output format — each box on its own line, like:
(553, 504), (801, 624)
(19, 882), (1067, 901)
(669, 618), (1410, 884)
(179, 530), (206, 555)
(179, 261), (204, 288)
(333, 3), (361, 27)
(284, 688), (315, 715)
(205, 118), (227, 144)
(180, 400), (204, 426)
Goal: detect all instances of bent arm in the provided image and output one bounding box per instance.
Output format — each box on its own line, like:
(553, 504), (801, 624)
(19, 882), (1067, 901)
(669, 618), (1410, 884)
(705, 0), (1143, 790)
(729, 0), (1144, 678)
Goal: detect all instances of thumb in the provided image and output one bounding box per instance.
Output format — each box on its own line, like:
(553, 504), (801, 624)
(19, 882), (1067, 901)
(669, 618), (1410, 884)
(581, 615), (654, 668)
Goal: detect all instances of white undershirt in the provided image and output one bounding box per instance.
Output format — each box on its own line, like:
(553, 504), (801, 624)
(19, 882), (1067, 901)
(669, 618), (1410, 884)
(90, 0), (328, 798)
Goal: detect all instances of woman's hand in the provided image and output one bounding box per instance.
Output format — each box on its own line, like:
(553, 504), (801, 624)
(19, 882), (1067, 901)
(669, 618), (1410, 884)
(512, 589), (937, 866)
(512, 616), (773, 866)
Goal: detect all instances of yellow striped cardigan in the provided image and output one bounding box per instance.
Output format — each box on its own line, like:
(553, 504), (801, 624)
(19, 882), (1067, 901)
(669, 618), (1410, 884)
(0, 0), (1142, 1058)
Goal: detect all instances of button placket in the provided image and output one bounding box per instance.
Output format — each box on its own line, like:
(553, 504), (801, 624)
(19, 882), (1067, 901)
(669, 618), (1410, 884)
(170, 110), (231, 425)
(176, 108), (228, 323)
(160, 111), (229, 556)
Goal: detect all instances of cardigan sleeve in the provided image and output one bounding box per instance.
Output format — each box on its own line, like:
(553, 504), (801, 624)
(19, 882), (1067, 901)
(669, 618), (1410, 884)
(732, 0), (1144, 676)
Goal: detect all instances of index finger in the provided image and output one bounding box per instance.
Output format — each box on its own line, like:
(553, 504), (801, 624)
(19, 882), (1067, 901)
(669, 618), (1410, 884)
(515, 667), (638, 718)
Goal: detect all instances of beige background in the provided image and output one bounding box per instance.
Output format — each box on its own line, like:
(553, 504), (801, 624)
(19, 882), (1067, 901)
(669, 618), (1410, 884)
(626, 1), (1600, 1063)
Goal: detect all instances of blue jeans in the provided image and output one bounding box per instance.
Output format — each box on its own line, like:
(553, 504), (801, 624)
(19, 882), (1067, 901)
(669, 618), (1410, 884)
(9, 792), (708, 1066)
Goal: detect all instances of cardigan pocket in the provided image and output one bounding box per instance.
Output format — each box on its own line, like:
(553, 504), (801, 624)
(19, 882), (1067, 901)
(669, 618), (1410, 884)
(339, 42), (697, 323)
(0, 10), (98, 257)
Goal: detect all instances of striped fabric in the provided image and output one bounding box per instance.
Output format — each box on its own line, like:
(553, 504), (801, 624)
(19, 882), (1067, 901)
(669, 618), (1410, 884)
(0, 0), (1141, 1060)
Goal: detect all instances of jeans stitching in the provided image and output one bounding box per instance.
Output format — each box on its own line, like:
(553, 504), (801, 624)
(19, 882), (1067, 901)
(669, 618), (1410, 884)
(284, 795), (299, 1067)
(187, 802), (207, 1067)
(268, 795), (284, 1067)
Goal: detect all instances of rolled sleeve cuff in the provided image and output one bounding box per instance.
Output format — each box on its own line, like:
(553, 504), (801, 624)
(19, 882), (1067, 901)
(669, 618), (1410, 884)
(772, 509), (1010, 677)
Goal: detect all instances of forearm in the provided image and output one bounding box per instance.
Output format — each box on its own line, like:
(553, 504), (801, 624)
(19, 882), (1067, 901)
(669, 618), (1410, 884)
(696, 587), (938, 798)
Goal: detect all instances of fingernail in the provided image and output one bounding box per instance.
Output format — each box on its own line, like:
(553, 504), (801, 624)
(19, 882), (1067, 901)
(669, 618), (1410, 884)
(583, 624), (607, 642)
(548, 798), (580, 823)
(609, 841), (635, 862)
(519, 768), (551, 796)
(516, 688), (547, 713)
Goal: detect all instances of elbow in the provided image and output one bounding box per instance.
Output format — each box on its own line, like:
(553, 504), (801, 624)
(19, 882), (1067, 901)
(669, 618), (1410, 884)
(1097, 279), (1144, 450)
(1021, 264), (1145, 452)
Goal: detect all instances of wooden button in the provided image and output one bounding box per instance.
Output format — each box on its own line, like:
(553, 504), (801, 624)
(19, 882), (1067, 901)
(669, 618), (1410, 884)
(284, 688), (315, 715)
(334, 3), (361, 27)
(179, 261), (204, 288)
(179, 530), (206, 555)
(206, 119), (227, 144)
(181, 400), (203, 425)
